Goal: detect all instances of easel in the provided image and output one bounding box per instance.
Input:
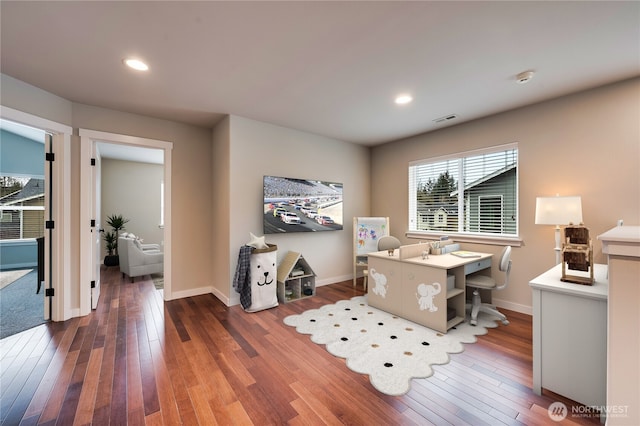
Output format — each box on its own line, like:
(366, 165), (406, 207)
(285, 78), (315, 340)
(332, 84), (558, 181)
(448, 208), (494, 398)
(353, 217), (389, 289)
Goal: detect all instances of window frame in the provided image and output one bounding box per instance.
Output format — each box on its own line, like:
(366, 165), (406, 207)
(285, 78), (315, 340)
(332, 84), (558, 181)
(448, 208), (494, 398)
(407, 143), (522, 246)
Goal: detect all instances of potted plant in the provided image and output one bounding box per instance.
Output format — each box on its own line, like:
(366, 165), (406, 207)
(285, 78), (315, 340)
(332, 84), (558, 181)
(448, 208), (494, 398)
(103, 214), (129, 266)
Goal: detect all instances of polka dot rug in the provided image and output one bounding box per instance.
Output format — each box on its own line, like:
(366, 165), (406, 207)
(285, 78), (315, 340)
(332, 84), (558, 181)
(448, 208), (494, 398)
(283, 295), (501, 396)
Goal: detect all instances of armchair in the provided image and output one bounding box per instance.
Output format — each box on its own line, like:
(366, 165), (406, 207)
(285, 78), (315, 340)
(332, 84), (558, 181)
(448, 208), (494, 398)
(118, 236), (163, 282)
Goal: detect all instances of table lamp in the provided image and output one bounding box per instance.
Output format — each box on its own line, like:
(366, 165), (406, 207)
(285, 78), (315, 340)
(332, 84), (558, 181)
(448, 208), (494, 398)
(535, 196), (583, 264)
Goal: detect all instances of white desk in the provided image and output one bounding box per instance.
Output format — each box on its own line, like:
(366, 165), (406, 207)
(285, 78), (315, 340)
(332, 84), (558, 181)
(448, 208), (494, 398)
(529, 263), (608, 410)
(368, 247), (492, 333)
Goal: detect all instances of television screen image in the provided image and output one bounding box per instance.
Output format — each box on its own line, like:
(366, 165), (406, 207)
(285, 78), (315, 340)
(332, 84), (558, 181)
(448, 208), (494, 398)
(263, 175), (343, 234)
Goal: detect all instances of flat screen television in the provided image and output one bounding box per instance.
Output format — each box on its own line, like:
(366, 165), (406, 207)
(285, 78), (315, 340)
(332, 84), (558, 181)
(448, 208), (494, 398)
(263, 175), (343, 234)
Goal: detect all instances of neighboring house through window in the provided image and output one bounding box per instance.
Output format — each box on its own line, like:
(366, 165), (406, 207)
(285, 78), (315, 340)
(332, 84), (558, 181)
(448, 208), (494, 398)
(0, 177), (45, 240)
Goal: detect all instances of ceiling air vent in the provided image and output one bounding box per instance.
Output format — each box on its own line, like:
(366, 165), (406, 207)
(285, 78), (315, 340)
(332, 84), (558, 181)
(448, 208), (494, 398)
(433, 114), (458, 124)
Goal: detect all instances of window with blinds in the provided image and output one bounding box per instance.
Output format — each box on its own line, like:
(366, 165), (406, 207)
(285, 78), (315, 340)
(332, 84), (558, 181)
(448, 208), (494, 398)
(0, 177), (45, 240)
(408, 144), (518, 237)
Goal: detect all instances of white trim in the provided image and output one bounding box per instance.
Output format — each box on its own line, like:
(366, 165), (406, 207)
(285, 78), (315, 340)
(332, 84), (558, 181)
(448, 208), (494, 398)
(79, 128), (172, 150)
(0, 262), (37, 269)
(408, 141), (518, 167)
(405, 231), (524, 247)
(79, 129), (173, 314)
(163, 147), (172, 301)
(0, 206), (44, 211)
(0, 106), (72, 321)
(317, 274), (352, 286)
(173, 286), (215, 301)
(56, 132), (72, 320)
(0, 106), (72, 135)
(492, 297), (532, 316)
(213, 286), (231, 306)
(80, 134), (92, 316)
(0, 238), (39, 246)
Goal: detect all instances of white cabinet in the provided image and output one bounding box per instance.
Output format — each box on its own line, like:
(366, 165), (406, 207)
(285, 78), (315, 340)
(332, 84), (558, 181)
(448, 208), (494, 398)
(277, 251), (315, 303)
(529, 264), (608, 411)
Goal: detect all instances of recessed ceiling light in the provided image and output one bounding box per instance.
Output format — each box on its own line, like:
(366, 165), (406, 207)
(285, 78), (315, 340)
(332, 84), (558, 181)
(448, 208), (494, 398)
(395, 94), (413, 105)
(123, 58), (149, 71)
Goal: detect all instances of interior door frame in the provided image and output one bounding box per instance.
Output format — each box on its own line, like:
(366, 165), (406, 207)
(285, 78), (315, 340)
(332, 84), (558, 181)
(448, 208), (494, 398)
(79, 129), (173, 316)
(0, 105), (73, 321)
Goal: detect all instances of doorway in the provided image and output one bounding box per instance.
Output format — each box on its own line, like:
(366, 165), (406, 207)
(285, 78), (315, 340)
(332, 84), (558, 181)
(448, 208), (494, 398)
(0, 120), (47, 338)
(0, 107), (72, 331)
(98, 143), (166, 294)
(79, 129), (172, 315)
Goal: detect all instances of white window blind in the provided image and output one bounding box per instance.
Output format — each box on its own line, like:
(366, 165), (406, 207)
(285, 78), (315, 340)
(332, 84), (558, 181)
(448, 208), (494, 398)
(0, 205), (45, 240)
(409, 144), (518, 237)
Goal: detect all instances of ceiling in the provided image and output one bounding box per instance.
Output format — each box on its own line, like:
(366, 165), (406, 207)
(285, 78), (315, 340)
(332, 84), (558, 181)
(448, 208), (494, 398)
(1, 1), (638, 146)
(96, 143), (164, 165)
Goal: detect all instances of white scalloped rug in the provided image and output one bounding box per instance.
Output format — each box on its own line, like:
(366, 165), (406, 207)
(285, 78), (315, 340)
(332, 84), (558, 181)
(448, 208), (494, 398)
(284, 295), (500, 396)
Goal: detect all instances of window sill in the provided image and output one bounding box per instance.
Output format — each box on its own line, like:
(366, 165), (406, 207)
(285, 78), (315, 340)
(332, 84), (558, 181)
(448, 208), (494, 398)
(405, 231), (523, 247)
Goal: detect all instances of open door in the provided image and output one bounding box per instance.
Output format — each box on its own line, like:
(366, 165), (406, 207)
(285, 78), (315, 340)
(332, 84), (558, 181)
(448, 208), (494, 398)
(44, 133), (52, 320)
(90, 147), (102, 309)
(80, 135), (102, 311)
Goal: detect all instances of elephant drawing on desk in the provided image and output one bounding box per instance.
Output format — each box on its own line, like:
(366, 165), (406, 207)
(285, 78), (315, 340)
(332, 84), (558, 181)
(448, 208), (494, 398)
(416, 282), (441, 312)
(370, 268), (388, 298)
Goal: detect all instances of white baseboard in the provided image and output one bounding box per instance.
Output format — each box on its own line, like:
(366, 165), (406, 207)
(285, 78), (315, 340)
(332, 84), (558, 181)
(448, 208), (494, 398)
(166, 277), (532, 316)
(493, 297), (532, 316)
(214, 286), (234, 306)
(170, 285), (215, 301)
(316, 274), (352, 286)
(67, 308), (80, 320)
(219, 275), (354, 307)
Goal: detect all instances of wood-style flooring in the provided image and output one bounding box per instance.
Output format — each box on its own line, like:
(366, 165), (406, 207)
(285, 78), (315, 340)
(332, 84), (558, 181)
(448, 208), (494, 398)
(1, 266), (601, 425)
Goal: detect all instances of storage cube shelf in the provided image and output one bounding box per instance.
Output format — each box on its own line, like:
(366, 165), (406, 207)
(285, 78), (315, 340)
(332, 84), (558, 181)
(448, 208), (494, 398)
(277, 251), (316, 303)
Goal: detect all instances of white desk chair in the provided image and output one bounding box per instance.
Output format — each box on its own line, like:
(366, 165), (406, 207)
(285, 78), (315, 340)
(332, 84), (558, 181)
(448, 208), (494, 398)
(362, 236), (402, 291)
(466, 246), (512, 326)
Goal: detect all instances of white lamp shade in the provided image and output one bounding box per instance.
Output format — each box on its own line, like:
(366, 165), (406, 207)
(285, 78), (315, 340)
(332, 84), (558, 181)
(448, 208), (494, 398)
(535, 196), (583, 225)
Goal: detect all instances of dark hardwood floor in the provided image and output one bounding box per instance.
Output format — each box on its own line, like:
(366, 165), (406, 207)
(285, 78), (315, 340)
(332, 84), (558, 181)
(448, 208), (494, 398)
(1, 266), (601, 425)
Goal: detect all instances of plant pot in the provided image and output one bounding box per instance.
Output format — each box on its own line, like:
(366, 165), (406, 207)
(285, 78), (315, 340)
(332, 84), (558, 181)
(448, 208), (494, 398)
(104, 255), (119, 267)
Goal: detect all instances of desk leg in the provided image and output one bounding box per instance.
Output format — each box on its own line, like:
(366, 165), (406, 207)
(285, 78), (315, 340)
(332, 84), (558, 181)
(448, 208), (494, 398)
(532, 287), (542, 395)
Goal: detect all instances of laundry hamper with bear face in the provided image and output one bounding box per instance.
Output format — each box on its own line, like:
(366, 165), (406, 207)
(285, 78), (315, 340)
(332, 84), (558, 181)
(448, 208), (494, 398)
(233, 244), (279, 312)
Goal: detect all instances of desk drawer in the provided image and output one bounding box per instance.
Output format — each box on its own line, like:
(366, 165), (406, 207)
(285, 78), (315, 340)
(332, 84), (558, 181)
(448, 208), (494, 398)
(465, 258), (492, 275)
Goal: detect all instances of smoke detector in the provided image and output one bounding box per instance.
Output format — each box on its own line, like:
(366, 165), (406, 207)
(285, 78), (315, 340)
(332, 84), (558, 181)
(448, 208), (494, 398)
(516, 70), (535, 84)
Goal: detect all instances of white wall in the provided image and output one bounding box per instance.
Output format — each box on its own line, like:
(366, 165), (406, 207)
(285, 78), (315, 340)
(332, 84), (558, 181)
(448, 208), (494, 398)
(1, 74), (215, 312)
(72, 103), (214, 297)
(0, 74), (73, 126)
(371, 77), (640, 313)
(3, 70), (638, 317)
(101, 158), (164, 258)
(217, 115), (370, 305)
(211, 116), (231, 301)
